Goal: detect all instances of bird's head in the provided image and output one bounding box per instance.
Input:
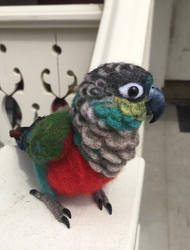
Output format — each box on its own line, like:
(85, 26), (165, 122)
(72, 63), (165, 131)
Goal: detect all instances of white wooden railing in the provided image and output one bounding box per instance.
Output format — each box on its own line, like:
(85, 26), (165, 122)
(0, 4), (102, 145)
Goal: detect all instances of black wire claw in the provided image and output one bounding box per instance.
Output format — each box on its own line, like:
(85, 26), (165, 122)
(61, 216), (70, 229)
(93, 190), (113, 215)
(105, 203), (112, 215)
(29, 189), (37, 195)
(63, 208), (72, 219)
(29, 189), (72, 228)
(97, 200), (112, 215)
(98, 199), (103, 210)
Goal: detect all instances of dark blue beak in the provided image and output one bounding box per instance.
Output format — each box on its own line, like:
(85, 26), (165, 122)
(146, 84), (165, 123)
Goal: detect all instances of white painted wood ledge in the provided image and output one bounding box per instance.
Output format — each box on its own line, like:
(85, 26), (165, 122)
(0, 145), (145, 250)
(0, 4), (103, 28)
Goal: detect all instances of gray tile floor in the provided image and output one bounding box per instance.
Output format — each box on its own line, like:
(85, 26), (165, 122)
(140, 104), (190, 250)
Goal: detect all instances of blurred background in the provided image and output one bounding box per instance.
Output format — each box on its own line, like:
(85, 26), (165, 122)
(0, 0), (190, 249)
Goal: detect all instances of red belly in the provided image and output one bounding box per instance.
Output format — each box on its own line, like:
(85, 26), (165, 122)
(47, 131), (114, 196)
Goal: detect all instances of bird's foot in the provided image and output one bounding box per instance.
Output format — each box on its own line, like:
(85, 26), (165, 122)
(93, 189), (112, 215)
(30, 189), (71, 228)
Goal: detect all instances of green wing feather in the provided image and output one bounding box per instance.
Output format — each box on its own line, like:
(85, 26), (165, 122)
(26, 111), (71, 164)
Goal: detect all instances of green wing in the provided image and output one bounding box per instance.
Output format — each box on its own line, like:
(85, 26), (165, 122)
(26, 111), (71, 164)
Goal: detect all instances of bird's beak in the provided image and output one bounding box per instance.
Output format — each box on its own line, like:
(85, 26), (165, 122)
(146, 84), (165, 123)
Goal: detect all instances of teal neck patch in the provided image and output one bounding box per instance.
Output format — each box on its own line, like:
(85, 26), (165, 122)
(91, 101), (141, 131)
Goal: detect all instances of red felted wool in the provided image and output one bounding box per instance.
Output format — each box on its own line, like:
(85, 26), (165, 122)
(47, 132), (114, 196)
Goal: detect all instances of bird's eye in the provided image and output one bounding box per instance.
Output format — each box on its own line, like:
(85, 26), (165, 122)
(119, 83), (144, 100)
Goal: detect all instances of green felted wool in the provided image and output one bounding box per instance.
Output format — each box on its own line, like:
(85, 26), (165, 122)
(26, 111), (71, 163)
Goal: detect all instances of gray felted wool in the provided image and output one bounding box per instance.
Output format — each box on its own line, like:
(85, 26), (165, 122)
(71, 63), (144, 178)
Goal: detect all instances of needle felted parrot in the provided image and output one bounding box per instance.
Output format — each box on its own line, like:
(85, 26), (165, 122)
(10, 63), (165, 229)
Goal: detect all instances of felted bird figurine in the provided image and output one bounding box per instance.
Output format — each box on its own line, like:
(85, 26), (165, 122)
(10, 63), (165, 229)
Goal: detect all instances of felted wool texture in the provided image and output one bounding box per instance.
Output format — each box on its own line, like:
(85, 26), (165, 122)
(91, 99), (142, 130)
(70, 63), (151, 178)
(47, 131), (113, 196)
(26, 111), (71, 164)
